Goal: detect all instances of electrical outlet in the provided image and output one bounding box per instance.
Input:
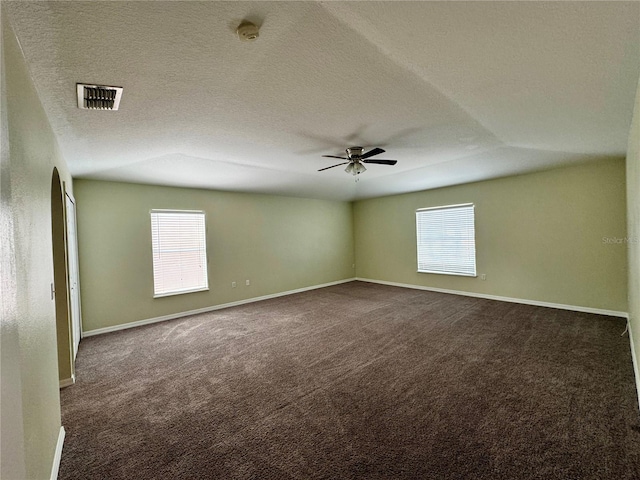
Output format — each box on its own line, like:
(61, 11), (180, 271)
(480, 274), (486, 281)
(245, 279), (250, 286)
(232, 281), (236, 288)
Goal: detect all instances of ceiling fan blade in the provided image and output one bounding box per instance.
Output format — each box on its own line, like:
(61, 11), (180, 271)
(318, 162), (349, 172)
(322, 155), (348, 160)
(363, 159), (398, 166)
(360, 147), (385, 159)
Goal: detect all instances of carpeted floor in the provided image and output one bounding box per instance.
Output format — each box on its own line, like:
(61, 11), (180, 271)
(59, 281), (640, 479)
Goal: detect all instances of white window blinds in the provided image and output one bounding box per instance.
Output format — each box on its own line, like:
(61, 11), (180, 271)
(416, 203), (476, 277)
(150, 210), (208, 297)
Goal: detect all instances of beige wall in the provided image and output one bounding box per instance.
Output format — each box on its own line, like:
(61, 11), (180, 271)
(627, 78), (640, 405)
(74, 180), (355, 332)
(354, 159), (628, 313)
(1, 11), (74, 480)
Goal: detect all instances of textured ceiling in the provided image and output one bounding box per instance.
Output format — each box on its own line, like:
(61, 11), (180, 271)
(5, 1), (640, 200)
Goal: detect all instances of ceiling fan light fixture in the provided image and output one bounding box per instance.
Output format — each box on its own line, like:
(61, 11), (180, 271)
(345, 162), (366, 175)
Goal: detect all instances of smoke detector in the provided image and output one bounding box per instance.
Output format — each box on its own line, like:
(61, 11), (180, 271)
(77, 84), (123, 110)
(236, 21), (259, 42)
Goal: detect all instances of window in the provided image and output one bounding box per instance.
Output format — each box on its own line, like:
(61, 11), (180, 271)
(150, 210), (208, 297)
(416, 203), (476, 277)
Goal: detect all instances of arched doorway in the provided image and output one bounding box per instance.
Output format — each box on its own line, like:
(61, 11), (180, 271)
(51, 167), (74, 386)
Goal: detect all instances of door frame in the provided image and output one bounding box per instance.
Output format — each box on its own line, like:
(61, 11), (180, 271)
(64, 184), (83, 360)
(52, 169), (74, 387)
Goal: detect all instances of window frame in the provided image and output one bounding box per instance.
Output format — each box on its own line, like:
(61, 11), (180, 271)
(415, 203), (477, 277)
(150, 209), (209, 298)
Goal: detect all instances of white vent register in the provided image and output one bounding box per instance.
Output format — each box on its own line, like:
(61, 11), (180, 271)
(77, 84), (123, 110)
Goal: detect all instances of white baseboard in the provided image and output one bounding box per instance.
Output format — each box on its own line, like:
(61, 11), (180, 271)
(356, 278), (629, 318)
(50, 426), (65, 480)
(83, 278), (356, 337)
(59, 374), (75, 389)
(628, 320), (640, 413)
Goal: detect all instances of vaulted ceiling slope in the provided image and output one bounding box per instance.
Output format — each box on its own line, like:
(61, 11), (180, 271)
(5, 1), (640, 200)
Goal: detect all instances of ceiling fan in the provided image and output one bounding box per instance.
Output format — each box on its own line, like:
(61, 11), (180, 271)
(319, 146), (398, 175)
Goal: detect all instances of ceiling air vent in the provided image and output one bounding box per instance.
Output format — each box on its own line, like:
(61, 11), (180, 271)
(76, 84), (123, 110)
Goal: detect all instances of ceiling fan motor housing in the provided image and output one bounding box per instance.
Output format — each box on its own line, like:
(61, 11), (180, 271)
(346, 146), (364, 158)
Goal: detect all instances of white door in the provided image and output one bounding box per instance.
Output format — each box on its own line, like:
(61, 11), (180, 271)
(65, 193), (82, 359)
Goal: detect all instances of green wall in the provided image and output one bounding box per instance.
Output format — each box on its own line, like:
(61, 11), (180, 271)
(74, 180), (355, 332)
(77, 158), (628, 337)
(1, 12), (73, 480)
(354, 159), (628, 313)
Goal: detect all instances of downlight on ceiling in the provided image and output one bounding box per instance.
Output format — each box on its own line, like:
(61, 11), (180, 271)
(236, 21), (259, 42)
(77, 84), (123, 110)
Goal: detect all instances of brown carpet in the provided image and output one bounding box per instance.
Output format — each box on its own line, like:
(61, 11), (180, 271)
(59, 281), (640, 479)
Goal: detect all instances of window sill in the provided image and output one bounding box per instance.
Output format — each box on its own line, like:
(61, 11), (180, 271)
(153, 287), (209, 298)
(417, 270), (477, 277)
